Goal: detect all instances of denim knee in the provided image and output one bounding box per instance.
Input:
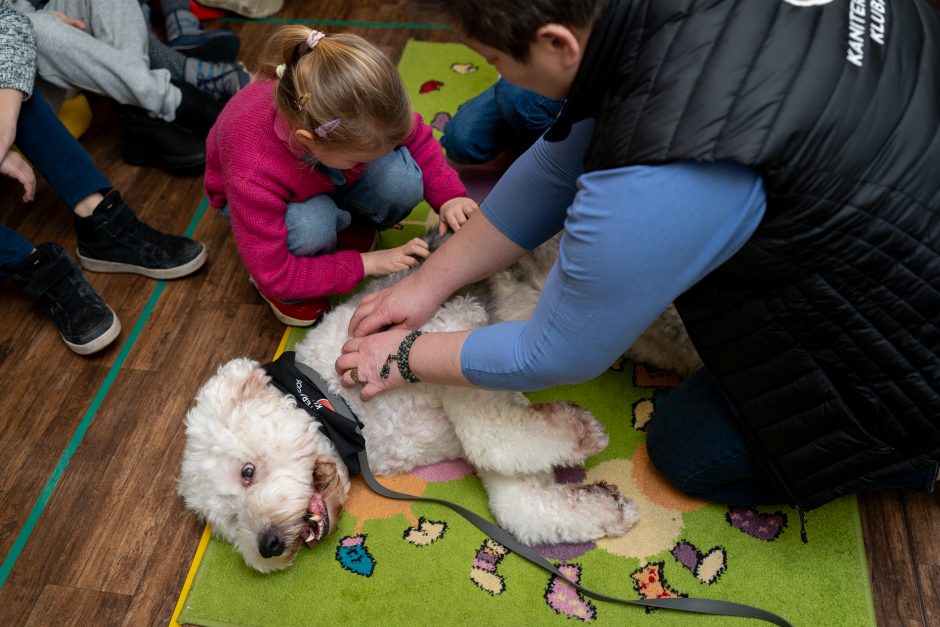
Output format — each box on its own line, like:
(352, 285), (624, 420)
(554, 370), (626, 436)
(285, 195), (352, 257)
(645, 409), (691, 489)
(340, 147), (423, 229)
(441, 84), (505, 164)
(440, 119), (490, 164)
(494, 78), (563, 145)
(644, 368), (783, 504)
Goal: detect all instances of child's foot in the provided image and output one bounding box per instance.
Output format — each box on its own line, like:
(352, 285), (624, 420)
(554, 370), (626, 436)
(184, 58), (250, 101)
(255, 284), (330, 327)
(166, 9), (240, 62)
(10, 243), (122, 355)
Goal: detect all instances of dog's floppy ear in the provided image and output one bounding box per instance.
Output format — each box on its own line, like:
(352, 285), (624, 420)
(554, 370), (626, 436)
(313, 456), (343, 495)
(313, 455), (351, 503)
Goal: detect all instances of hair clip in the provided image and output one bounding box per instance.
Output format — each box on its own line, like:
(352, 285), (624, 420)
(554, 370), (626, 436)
(315, 118), (342, 138)
(296, 93), (312, 110)
(307, 30), (326, 49)
(275, 63), (286, 79)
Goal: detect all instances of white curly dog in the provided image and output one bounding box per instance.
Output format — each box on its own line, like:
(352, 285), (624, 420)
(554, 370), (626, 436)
(179, 234), (699, 573)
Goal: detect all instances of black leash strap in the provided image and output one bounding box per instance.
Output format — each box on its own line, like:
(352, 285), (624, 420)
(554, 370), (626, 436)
(290, 359), (793, 627)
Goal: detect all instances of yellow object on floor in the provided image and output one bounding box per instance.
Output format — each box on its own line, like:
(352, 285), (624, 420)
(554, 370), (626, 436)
(57, 93), (92, 139)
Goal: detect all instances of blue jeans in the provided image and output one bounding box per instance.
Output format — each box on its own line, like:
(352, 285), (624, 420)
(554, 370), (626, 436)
(0, 227), (36, 280)
(14, 90), (112, 210)
(284, 146), (423, 257)
(2, 90), (112, 280)
(441, 78), (564, 165)
(645, 368), (937, 505)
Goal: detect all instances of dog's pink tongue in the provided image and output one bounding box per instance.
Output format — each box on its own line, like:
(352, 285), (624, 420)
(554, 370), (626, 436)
(304, 495), (328, 549)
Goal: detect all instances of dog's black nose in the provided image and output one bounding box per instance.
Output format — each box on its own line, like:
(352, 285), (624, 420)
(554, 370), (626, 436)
(259, 530), (285, 558)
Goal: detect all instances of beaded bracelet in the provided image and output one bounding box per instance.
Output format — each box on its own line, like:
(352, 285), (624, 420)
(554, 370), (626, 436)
(379, 330), (424, 383)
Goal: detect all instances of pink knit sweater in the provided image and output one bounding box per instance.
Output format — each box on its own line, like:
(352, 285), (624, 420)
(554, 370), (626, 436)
(204, 79), (466, 301)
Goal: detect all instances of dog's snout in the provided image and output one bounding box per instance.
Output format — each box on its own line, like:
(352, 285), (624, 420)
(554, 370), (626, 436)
(259, 529), (286, 558)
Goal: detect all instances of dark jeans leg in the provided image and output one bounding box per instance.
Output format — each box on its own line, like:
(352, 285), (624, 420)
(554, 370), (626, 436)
(493, 77), (564, 149)
(15, 90), (111, 210)
(0, 227), (35, 280)
(335, 146), (423, 230)
(646, 368), (937, 505)
(440, 83), (509, 165)
(645, 368), (786, 505)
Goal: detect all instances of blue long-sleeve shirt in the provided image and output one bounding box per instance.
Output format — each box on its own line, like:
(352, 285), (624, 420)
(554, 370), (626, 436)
(460, 120), (767, 390)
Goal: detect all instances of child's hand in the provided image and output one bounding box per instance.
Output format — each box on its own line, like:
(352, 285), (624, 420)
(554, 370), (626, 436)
(438, 197), (479, 235)
(50, 12), (88, 31)
(361, 237), (430, 276)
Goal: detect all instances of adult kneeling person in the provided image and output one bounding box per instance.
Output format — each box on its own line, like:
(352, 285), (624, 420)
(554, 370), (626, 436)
(336, 0), (940, 514)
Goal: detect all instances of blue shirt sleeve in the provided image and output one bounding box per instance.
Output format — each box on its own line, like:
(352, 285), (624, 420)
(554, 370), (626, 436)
(462, 127), (767, 391)
(479, 120), (594, 250)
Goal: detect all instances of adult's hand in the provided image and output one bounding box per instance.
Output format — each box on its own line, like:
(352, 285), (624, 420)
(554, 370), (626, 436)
(1, 150), (36, 202)
(336, 328), (472, 401)
(336, 328), (412, 401)
(347, 272), (445, 338)
(348, 211), (528, 338)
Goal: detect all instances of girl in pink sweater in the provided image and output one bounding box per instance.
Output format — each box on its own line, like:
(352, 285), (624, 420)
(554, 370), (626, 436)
(204, 27), (476, 326)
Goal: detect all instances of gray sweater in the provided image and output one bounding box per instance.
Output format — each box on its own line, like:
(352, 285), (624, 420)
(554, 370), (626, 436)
(0, 0), (35, 96)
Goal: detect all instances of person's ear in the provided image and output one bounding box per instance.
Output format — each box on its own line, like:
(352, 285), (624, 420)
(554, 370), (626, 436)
(294, 128), (315, 148)
(534, 23), (583, 70)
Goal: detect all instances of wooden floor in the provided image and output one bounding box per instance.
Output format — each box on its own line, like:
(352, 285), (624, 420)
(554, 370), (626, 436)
(0, 1), (936, 625)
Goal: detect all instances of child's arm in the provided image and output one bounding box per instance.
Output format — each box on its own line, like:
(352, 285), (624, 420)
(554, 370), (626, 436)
(400, 112), (469, 211)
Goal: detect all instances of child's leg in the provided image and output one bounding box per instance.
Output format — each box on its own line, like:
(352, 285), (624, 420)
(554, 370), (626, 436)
(28, 0), (180, 121)
(440, 82), (508, 165)
(335, 147), (423, 230)
(284, 195), (352, 257)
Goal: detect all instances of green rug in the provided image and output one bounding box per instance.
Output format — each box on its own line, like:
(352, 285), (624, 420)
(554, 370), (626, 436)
(177, 41), (876, 627)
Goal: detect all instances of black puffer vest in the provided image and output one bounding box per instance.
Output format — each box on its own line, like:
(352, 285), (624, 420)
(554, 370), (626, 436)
(547, 0), (940, 509)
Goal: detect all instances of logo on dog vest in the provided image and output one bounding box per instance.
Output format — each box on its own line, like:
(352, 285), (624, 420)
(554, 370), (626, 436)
(294, 378), (337, 411)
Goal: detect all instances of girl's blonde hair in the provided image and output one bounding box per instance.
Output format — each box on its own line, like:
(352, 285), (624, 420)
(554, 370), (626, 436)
(260, 27), (413, 154)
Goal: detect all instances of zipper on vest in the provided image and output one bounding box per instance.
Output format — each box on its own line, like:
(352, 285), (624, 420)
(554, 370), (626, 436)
(796, 506), (808, 544)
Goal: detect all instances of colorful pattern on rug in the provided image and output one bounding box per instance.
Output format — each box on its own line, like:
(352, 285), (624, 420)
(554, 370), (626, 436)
(177, 41), (876, 627)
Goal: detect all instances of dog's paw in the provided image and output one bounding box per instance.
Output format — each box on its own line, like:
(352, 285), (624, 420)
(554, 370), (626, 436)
(531, 402), (609, 460)
(579, 481), (639, 537)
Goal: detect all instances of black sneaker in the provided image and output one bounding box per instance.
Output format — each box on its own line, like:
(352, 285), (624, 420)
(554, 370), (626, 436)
(10, 243), (121, 355)
(118, 105), (206, 174)
(74, 190), (208, 280)
(172, 79), (224, 139)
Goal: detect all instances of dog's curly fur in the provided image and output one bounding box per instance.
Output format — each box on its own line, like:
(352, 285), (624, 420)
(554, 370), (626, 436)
(179, 233), (698, 573)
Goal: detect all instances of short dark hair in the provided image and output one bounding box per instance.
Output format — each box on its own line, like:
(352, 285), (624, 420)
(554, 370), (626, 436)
(408, 0), (608, 61)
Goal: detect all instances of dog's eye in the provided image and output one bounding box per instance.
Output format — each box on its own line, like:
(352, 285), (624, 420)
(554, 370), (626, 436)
(241, 463), (255, 485)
